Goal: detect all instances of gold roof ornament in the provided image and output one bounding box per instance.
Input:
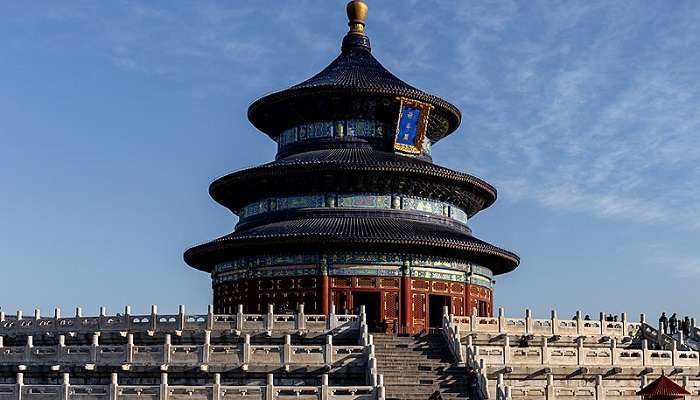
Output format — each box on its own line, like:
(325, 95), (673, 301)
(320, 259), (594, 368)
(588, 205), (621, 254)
(346, 0), (368, 34)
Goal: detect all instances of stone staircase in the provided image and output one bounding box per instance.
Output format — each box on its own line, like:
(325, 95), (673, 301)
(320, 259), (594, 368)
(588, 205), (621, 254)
(373, 333), (469, 400)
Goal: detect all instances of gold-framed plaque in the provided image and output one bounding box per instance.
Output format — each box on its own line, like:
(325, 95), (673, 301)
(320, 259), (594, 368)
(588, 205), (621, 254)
(393, 97), (434, 154)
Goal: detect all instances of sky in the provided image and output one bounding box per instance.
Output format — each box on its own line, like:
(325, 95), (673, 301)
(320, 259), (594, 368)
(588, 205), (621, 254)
(1, 1), (699, 319)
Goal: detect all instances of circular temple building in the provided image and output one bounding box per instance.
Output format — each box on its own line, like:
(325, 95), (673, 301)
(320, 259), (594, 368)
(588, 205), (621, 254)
(185, 0), (519, 333)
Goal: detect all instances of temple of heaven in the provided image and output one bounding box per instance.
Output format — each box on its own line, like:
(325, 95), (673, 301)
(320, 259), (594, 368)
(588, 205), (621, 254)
(184, 0), (519, 333)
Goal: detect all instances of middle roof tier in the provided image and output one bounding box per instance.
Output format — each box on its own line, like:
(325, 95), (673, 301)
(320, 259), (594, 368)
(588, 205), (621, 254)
(210, 148), (497, 218)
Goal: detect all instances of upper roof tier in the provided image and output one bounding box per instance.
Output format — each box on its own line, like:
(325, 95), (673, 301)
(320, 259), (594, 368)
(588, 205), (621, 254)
(247, 1), (462, 145)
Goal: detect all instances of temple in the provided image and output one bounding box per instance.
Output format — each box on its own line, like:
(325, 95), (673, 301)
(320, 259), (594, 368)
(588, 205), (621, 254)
(184, 0), (519, 334)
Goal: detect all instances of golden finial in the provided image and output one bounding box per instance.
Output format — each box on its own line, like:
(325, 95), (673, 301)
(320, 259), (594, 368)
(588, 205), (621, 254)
(346, 0), (368, 34)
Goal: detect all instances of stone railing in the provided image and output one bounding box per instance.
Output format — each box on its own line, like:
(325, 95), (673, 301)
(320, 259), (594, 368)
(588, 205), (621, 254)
(442, 308), (490, 399)
(494, 373), (700, 400)
(472, 337), (700, 368)
(441, 308), (466, 364)
(0, 304), (359, 337)
(452, 309), (641, 339)
(0, 372), (385, 400)
(0, 332), (370, 370)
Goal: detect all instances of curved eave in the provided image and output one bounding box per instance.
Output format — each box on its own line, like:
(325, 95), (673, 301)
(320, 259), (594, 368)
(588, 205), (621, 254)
(183, 216), (519, 275)
(248, 86), (461, 142)
(208, 149), (498, 214)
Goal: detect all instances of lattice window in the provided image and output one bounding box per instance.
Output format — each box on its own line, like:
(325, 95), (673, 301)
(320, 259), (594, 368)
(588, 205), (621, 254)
(384, 292), (399, 318)
(356, 277), (375, 288)
(412, 279), (429, 290)
(413, 294), (426, 320)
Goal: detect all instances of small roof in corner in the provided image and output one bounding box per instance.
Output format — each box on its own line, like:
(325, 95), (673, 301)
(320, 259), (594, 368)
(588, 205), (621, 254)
(637, 375), (690, 398)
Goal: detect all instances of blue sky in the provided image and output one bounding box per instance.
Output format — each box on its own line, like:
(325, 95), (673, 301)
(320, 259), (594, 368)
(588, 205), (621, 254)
(1, 1), (699, 319)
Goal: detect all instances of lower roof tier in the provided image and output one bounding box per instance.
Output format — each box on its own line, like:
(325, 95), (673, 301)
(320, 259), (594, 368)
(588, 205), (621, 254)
(184, 212), (519, 275)
(209, 148), (497, 218)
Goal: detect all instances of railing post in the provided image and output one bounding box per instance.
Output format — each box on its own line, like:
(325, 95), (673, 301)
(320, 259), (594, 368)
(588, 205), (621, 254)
(324, 334), (333, 367)
(545, 374), (554, 400)
(621, 313), (627, 336)
(160, 372), (168, 400)
(595, 375), (605, 400)
(91, 332), (99, 364)
(321, 373), (330, 400)
(611, 338), (617, 365)
(470, 308), (477, 332)
(206, 305), (214, 330)
(126, 334), (134, 364)
(75, 307), (81, 318)
(212, 373), (221, 400)
(16, 372), (24, 400)
(16, 310), (23, 321)
(525, 309), (532, 334)
(61, 373), (70, 400)
(164, 334), (172, 365)
(503, 336), (511, 365)
(57, 335), (65, 361)
(99, 306), (107, 330)
(33, 309), (40, 320)
(575, 310), (582, 335)
(641, 339), (648, 366)
(177, 305), (186, 331)
(203, 330), (211, 364)
(266, 304), (274, 335)
(296, 304), (306, 332)
(265, 373), (274, 400)
(328, 304), (337, 330)
(124, 305), (132, 331)
(236, 304), (244, 332)
(151, 305), (158, 332)
(109, 373), (118, 400)
(377, 374), (386, 400)
(0, 336), (3, 349)
(498, 307), (505, 333)
(576, 337), (583, 365)
(242, 334), (251, 368)
(640, 313), (645, 324)
(542, 337), (549, 364)
(551, 310), (558, 335)
(283, 334), (292, 370)
(25, 336), (33, 364)
(497, 373), (505, 400)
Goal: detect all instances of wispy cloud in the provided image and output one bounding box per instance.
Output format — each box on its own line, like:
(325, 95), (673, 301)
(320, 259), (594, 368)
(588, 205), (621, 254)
(402, 1), (700, 231)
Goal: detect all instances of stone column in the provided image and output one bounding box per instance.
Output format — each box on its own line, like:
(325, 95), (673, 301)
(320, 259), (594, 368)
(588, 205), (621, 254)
(320, 255), (330, 316)
(401, 259), (412, 333)
(551, 310), (558, 335)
